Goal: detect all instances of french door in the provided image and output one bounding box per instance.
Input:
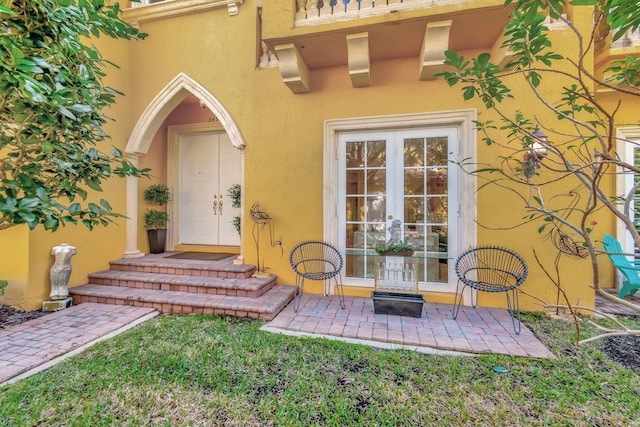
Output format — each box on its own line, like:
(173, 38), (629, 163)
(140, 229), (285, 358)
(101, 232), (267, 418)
(337, 128), (458, 289)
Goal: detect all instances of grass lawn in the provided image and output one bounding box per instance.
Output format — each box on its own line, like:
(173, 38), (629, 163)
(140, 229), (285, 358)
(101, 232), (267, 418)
(0, 313), (638, 426)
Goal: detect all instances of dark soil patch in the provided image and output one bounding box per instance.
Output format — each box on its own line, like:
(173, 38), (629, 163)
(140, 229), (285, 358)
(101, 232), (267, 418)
(600, 335), (640, 374)
(0, 304), (50, 329)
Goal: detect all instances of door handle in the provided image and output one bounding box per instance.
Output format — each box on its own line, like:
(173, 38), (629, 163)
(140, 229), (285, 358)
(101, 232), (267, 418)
(218, 194), (223, 215)
(213, 195), (217, 215)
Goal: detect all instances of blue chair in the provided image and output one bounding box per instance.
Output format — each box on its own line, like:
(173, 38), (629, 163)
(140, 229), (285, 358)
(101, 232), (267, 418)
(602, 234), (640, 298)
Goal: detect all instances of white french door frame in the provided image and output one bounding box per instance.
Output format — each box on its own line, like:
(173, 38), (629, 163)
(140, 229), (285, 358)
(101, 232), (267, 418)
(167, 122), (244, 250)
(324, 110), (477, 293)
(616, 126), (640, 259)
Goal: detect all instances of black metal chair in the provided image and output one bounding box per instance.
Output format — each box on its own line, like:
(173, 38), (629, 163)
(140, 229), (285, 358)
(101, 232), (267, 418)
(453, 246), (528, 334)
(289, 241), (346, 312)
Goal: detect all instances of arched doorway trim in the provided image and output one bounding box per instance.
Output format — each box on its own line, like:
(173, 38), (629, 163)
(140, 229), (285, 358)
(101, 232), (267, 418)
(125, 72), (245, 155)
(123, 73), (245, 259)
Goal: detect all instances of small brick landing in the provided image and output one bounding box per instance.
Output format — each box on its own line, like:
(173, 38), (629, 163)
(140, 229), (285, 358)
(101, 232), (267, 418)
(70, 253), (295, 320)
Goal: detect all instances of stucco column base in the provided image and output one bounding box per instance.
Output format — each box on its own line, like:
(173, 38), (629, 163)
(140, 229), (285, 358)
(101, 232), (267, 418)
(233, 255), (244, 265)
(42, 297), (73, 312)
(123, 250), (146, 259)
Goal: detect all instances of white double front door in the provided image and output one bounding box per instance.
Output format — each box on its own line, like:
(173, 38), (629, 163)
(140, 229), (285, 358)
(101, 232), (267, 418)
(176, 131), (241, 247)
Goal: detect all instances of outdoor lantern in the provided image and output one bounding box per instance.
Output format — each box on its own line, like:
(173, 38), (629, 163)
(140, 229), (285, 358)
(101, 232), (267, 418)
(523, 126), (548, 177)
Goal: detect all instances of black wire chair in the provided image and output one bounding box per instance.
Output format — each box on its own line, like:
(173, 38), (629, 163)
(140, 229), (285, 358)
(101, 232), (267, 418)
(453, 246), (528, 334)
(289, 241), (346, 312)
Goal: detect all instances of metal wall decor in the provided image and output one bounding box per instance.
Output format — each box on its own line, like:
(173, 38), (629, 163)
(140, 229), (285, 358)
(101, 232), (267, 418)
(250, 202), (282, 277)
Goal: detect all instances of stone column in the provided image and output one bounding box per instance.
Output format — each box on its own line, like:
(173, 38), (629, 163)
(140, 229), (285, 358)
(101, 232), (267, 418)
(124, 155), (145, 258)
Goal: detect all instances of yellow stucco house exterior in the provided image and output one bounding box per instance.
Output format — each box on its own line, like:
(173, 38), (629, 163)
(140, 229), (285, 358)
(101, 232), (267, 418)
(1, 0), (639, 313)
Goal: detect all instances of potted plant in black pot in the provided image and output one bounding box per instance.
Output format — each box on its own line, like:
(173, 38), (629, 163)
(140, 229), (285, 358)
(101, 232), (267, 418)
(143, 184), (169, 254)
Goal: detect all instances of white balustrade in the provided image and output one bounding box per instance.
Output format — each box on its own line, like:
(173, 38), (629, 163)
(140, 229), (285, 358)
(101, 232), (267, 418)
(611, 29), (640, 49)
(129, 0), (166, 8)
(295, 0), (467, 26)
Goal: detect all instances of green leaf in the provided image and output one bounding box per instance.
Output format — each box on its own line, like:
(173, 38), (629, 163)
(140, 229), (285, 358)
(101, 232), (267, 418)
(463, 86), (476, 100)
(0, 5), (17, 15)
(57, 105), (77, 120)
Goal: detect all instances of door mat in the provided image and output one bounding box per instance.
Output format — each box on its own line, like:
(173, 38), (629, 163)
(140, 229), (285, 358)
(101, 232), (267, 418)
(165, 252), (237, 261)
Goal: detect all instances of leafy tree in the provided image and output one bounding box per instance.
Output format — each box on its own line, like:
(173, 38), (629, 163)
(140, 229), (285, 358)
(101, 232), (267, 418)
(438, 0), (640, 341)
(0, 0), (149, 231)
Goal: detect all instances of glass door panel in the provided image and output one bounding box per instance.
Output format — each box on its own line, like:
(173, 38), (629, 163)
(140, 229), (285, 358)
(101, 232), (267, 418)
(403, 136), (449, 283)
(339, 129), (456, 286)
(344, 138), (387, 279)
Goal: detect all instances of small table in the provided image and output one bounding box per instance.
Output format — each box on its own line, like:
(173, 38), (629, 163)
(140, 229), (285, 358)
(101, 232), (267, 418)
(371, 253), (448, 318)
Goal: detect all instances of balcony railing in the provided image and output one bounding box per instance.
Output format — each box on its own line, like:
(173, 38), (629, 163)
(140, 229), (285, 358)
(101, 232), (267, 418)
(611, 29), (640, 49)
(295, 0), (467, 26)
(129, 0), (166, 7)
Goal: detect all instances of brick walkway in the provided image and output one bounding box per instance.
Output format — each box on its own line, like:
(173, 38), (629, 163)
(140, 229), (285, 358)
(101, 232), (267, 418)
(265, 294), (555, 358)
(0, 303), (157, 385)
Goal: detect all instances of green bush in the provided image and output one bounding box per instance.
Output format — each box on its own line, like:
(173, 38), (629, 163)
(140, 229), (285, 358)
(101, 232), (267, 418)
(0, 279), (7, 296)
(144, 210), (168, 230)
(143, 184), (170, 206)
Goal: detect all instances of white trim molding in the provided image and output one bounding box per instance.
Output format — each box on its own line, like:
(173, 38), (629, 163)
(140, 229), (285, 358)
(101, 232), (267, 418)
(124, 0), (244, 23)
(323, 110), (477, 294)
(616, 126), (640, 255)
(125, 73), (245, 155)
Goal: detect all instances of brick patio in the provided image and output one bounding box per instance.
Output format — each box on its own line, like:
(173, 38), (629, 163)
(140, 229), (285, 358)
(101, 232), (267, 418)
(265, 293), (555, 358)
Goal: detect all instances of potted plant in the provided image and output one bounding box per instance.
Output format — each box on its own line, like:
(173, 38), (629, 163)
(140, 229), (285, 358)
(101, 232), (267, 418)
(143, 184), (169, 254)
(227, 183), (241, 235)
(375, 242), (414, 257)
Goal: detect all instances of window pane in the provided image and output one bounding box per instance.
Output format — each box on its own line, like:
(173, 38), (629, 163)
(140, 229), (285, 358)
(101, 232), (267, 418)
(367, 140), (386, 167)
(404, 168), (424, 195)
(367, 169), (386, 194)
(405, 225), (424, 250)
(346, 141), (364, 168)
(427, 168), (448, 195)
(404, 196), (424, 225)
(404, 138), (424, 167)
(427, 196), (448, 223)
(346, 197), (365, 222)
(346, 170), (365, 195)
(366, 196), (386, 222)
(347, 223), (365, 248)
(426, 137), (448, 166)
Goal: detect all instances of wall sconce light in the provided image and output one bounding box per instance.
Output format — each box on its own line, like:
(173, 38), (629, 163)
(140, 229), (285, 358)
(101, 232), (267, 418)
(523, 126), (548, 178)
(198, 99), (206, 109)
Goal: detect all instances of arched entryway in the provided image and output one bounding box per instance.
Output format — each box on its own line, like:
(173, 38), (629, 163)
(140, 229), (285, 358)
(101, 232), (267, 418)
(123, 73), (245, 260)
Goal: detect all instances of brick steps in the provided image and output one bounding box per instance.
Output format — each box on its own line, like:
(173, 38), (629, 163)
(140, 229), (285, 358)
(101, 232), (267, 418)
(88, 270), (276, 298)
(70, 253), (295, 321)
(70, 284), (295, 320)
(108, 256), (255, 279)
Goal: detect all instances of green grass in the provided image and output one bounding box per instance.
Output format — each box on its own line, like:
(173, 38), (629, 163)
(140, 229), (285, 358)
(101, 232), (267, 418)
(1, 314), (638, 426)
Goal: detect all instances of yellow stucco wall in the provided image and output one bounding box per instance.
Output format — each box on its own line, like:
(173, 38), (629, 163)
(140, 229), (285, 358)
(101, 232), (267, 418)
(0, 226), (30, 308)
(4, 0), (634, 312)
(0, 35), (133, 310)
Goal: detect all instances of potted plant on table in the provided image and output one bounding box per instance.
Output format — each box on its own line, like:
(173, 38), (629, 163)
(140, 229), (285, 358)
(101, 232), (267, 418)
(375, 242), (414, 257)
(143, 184), (169, 254)
(375, 219), (414, 256)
